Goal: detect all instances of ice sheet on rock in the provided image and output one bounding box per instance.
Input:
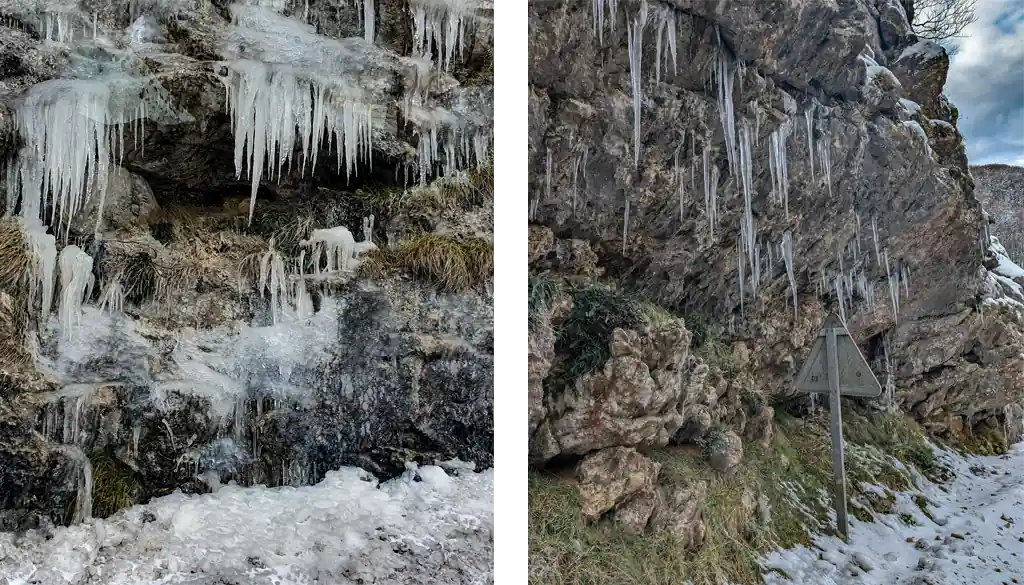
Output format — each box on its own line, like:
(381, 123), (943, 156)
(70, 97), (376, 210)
(899, 98), (921, 116)
(34, 299), (340, 418)
(0, 464), (494, 585)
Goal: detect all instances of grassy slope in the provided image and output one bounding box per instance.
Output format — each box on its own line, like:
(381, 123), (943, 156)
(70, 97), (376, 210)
(529, 409), (952, 585)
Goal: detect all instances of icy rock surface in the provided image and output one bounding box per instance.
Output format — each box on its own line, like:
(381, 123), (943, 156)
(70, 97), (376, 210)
(0, 465), (494, 585)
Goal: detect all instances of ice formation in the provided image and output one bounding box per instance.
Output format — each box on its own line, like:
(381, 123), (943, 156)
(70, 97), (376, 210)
(805, 105), (816, 180)
(782, 231), (797, 319)
(769, 120), (792, 217)
(653, 4), (677, 83)
(627, 0), (648, 171)
(222, 4), (401, 221)
(410, 0), (479, 71)
(21, 219), (58, 321)
(715, 33), (738, 175)
(57, 245), (95, 338)
(702, 144), (719, 240)
(591, 0), (619, 42)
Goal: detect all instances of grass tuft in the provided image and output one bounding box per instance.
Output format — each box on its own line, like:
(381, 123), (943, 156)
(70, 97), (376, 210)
(359, 234), (493, 292)
(90, 451), (140, 519)
(528, 275), (562, 332)
(0, 218), (29, 296)
(555, 286), (646, 379)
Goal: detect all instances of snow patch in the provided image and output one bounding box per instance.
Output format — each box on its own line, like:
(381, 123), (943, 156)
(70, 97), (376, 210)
(0, 465), (494, 584)
(897, 40), (945, 63)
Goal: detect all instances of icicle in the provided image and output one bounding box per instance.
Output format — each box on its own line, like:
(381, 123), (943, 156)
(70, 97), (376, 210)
(739, 120), (756, 298)
(362, 0), (375, 44)
(68, 448), (93, 524)
(57, 246), (94, 339)
(703, 145), (719, 240)
(571, 151), (581, 218)
(259, 238), (290, 325)
(782, 231), (797, 320)
(805, 106), (815, 180)
(738, 236), (745, 316)
(591, 0), (619, 42)
(22, 220), (58, 321)
(715, 29), (738, 174)
(768, 120), (791, 217)
(882, 335), (896, 411)
(544, 147), (552, 214)
(410, 0), (477, 71)
(225, 61), (374, 224)
(834, 273), (847, 325)
(872, 216), (881, 267)
(99, 278), (124, 313)
(884, 249), (899, 324)
(817, 132), (833, 198)
(654, 6), (677, 83)
(627, 1), (648, 171)
(675, 135), (685, 221)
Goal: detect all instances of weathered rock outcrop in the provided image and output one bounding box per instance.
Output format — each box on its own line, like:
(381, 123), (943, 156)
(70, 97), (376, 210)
(528, 0), (1023, 449)
(531, 320), (711, 464)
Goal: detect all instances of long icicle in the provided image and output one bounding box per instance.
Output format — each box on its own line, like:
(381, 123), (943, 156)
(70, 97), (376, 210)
(624, 1), (649, 256)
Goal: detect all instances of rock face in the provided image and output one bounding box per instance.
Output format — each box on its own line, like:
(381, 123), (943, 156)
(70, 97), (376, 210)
(527, 0), (1024, 442)
(0, 0), (494, 535)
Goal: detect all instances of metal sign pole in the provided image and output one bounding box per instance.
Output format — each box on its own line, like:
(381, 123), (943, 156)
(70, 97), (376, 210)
(826, 326), (849, 541)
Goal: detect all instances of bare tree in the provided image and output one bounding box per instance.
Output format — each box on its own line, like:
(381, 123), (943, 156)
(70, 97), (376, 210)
(910, 0), (978, 42)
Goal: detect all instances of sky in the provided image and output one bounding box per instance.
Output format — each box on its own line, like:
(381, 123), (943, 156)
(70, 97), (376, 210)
(944, 0), (1024, 166)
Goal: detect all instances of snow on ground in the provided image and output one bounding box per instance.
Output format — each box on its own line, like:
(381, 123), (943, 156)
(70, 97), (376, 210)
(762, 444), (1024, 585)
(0, 464), (493, 585)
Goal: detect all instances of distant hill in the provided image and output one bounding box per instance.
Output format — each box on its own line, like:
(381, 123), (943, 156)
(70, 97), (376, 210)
(973, 164), (1024, 262)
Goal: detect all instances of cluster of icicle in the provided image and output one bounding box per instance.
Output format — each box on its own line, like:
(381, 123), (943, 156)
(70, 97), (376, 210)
(588, 2), (870, 324)
(812, 215), (910, 326)
(258, 218), (377, 325)
(223, 2), (490, 224)
(19, 220), (99, 338)
(6, 72), (181, 239)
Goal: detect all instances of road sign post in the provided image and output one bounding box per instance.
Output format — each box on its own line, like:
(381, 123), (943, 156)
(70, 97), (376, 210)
(795, 314), (882, 541)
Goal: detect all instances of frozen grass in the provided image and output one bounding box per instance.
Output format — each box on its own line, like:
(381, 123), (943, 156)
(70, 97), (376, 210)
(527, 274), (562, 332)
(554, 285), (647, 379)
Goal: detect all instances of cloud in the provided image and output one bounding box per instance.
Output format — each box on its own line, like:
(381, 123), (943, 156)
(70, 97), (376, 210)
(944, 0), (1024, 166)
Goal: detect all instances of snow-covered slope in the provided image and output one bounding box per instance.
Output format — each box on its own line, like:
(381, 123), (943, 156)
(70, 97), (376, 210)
(0, 463), (493, 585)
(761, 444), (1024, 585)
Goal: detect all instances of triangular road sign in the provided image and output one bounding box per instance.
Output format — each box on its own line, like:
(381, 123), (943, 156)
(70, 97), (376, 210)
(794, 314), (882, 397)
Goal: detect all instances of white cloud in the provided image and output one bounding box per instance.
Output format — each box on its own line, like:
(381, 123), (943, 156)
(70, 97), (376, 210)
(944, 0), (1024, 165)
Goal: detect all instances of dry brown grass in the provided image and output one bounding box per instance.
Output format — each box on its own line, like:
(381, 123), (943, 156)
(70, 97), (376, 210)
(360, 234), (493, 292)
(0, 218), (29, 295)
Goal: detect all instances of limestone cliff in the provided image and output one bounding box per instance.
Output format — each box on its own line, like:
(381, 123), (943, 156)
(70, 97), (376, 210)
(528, 0), (1023, 464)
